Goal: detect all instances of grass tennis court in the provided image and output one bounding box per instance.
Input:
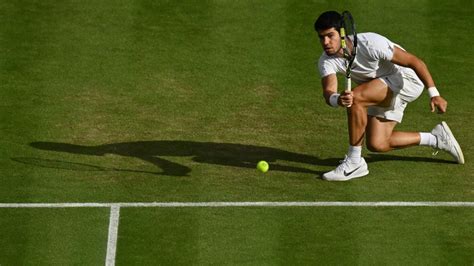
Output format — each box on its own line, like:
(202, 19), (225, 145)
(1, 0), (473, 264)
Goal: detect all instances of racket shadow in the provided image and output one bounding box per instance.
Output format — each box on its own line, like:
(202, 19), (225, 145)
(11, 157), (159, 175)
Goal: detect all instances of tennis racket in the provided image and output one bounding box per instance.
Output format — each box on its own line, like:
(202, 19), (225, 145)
(340, 11), (357, 96)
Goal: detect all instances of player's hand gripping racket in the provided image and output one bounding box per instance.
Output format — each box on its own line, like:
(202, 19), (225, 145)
(340, 11), (357, 106)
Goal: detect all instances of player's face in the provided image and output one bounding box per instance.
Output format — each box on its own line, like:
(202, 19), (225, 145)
(317, 27), (341, 56)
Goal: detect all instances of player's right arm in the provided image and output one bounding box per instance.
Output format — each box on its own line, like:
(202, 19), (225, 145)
(322, 74), (352, 107)
(322, 74), (337, 104)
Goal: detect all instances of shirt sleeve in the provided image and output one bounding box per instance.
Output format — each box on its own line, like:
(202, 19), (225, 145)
(318, 55), (338, 78)
(366, 33), (395, 61)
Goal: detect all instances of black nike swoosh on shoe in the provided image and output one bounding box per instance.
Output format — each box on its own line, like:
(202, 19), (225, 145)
(344, 166), (362, 177)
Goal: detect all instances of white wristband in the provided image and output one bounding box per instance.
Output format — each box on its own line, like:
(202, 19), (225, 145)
(427, 87), (440, 98)
(329, 93), (340, 108)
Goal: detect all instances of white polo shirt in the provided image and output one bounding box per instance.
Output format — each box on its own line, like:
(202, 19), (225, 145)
(318, 32), (403, 84)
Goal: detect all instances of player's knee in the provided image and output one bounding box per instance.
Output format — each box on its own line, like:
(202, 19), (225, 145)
(367, 140), (390, 152)
(351, 89), (365, 106)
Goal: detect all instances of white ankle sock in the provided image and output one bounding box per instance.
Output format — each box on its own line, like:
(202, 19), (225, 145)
(347, 145), (362, 163)
(419, 132), (437, 148)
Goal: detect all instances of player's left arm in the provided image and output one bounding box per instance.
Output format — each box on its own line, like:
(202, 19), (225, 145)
(391, 46), (447, 113)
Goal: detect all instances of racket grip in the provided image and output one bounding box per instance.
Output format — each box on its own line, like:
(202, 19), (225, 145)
(346, 77), (352, 107)
(345, 77), (351, 92)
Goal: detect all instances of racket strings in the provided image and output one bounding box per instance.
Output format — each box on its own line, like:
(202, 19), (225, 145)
(340, 11), (357, 78)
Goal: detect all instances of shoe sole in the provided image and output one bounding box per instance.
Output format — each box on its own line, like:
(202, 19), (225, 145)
(322, 169), (369, 181)
(441, 121), (465, 164)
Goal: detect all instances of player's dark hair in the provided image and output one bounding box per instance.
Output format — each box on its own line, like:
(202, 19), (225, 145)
(314, 11), (341, 32)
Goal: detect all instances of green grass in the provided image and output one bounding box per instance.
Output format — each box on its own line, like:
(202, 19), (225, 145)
(0, 208), (109, 264)
(0, 0), (473, 264)
(117, 207), (474, 265)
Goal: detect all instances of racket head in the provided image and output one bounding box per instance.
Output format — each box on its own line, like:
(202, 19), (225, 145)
(340, 11), (357, 57)
(11, 157), (109, 171)
(340, 27), (347, 50)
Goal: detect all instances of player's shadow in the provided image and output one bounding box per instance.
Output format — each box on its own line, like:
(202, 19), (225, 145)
(28, 141), (334, 176)
(25, 141), (453, 177)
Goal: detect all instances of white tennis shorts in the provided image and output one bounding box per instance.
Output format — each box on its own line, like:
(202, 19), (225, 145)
(368, 68), (424, 123)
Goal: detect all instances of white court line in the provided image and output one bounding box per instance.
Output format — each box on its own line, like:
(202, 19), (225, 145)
(0, 201), (473, 208)
(105, 205), (120, 266)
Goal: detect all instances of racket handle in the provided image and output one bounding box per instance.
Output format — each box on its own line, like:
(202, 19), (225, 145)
(345, 77), (352, 92)
(346, 77), (352, 107)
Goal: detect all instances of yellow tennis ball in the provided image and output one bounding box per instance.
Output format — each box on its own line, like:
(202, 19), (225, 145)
(257, 161), (269, 173)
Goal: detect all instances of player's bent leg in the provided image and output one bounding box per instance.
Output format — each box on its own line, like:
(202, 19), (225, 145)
(366, 117), (396, 152)
(365, 117), (464, 164)
(366, 116), (421, 152)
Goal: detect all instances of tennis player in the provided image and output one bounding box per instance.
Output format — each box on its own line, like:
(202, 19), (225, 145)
(314, 11), (464, 181)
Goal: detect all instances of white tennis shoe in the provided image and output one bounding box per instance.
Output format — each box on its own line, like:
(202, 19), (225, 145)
(431, 121), (465, 164)
(323, 156), (369, 181)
